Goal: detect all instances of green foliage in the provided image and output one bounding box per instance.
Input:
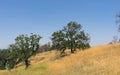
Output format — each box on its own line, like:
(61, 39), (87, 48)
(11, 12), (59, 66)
(9, 33), (42, 69)
(51, 21), (90, 54)
(0, 58), (6, 70)
(51, 30), (66, 54)
(0, 33), (42, 70)
(0, 49), (11, 70)
(5, 59), (16, 70)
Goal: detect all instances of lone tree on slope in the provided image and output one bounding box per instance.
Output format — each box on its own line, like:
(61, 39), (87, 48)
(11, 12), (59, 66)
(9, 33), (41, 68)
(51, 21), (90, 54)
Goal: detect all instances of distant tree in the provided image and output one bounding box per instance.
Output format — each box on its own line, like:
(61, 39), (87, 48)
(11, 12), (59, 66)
(9, 33), (41, 68)
(116, 12), (120, 32)
(113, 12), (120, 43)
(111, 36), (118, 44)
(39, 42), (51, 52)
(51, 21), (90, 54)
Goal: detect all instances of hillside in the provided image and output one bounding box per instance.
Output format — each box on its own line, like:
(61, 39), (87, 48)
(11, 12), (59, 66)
(0, 43), (120, 75)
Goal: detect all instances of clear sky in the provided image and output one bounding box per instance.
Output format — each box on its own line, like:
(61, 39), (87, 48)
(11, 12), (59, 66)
(0, 0), (120, 49)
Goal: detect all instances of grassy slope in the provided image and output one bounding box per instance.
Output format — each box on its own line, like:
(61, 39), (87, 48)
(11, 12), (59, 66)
(0, 43), (120, 75)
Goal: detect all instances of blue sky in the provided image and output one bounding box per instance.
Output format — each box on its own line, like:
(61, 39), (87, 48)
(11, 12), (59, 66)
(0, 0), (120, 49)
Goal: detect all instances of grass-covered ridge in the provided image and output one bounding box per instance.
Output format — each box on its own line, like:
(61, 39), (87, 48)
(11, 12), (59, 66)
(0, 43), (120, 75)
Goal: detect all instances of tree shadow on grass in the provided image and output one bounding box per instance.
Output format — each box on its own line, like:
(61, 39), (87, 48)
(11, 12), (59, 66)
(50, 52), (70, 61)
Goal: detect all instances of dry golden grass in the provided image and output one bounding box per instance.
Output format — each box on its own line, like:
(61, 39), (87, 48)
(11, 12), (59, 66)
(0, 43), (120, 75)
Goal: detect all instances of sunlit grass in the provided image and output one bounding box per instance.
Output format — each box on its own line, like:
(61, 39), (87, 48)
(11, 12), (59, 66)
(0, 43), (120, 75)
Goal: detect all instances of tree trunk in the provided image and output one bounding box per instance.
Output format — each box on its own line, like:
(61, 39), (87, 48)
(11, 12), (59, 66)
(25, 59), (29, 69)
(70, 42), (74, 53)
(71, 48), (74, 53)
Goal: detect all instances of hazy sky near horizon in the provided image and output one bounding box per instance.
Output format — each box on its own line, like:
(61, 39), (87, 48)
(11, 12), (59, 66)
(0, 0), (120, 49)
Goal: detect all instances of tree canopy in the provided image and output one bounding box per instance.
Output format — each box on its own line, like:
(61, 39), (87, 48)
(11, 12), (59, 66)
(0, 33), (42, 70)
(51, 21), (90, 54)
